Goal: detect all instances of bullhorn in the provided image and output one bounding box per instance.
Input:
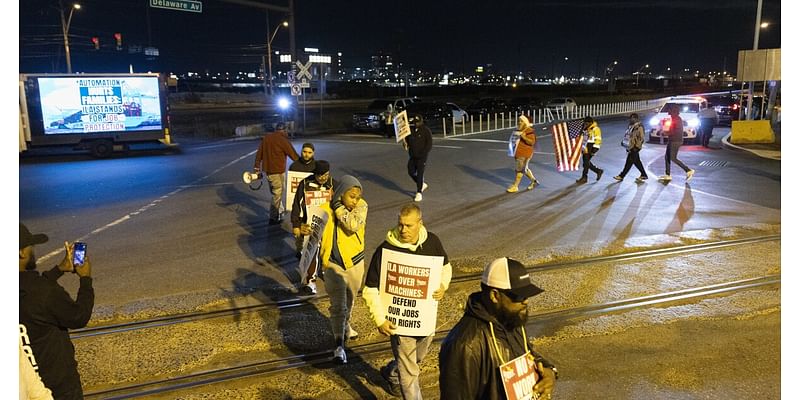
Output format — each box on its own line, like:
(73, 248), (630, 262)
(242, 171), (264, 190)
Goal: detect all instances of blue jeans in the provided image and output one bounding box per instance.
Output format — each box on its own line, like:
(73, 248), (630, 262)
(385, 335), (434, 400)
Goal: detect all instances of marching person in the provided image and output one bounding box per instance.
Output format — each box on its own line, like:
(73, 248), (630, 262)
(659, 105), (695, 182)
(253, 122), (299, 225)
(319, 175), (368, 364)
(698, 104), (718, 148)
(403, 115), (433, 202)
(506, 114), (539, 193)
(576, 116), (603, 183)
(362, 203), (452, 399)
(20, 224), (94, 400)
(439, 257), (557, 400)
(289, 142), (317, 174)
(291, 160), (335, 294)
(613, 113), (648, 183)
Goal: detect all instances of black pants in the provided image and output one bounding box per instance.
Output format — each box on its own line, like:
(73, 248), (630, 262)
(619, 149), (646, 178)
(407, 156), (427, 192)
(581, 145), (601, 178)
(700, 118), (714, 147)
(665, 140), (690, 175)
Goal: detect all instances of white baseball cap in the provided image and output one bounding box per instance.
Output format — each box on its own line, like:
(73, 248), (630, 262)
(482, 257), (544, 300)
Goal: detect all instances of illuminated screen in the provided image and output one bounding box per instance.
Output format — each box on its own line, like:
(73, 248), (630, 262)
(38, 76), (163, 135)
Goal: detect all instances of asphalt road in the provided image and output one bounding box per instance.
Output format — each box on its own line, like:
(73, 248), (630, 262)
(18, 114), (780, 314)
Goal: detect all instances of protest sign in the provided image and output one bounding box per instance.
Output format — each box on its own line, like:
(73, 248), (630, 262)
(394, 110), (411, 142)
(284, 171), (312, 212)
(500, 352), (540, 400)
(298, 207), (328, 278)
(378, 249), (443, 336)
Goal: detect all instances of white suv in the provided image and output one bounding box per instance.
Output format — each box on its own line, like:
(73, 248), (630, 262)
(647, 96), (709, 144)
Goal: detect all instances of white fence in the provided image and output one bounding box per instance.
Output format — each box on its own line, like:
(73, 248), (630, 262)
(441, 99), (667, 137)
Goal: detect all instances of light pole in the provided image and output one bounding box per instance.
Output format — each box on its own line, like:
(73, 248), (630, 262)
(604, 60), (618, 80)
(635, 64), (649, 86)
(266, 21), (288, 96)
(59, 1), (81, 74)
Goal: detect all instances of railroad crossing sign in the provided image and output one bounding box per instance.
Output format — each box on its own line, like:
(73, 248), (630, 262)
(295, 61), (313, 80)
(299, 78), (310, 88)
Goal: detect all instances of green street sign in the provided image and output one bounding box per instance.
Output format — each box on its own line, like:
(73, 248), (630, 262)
(150, 0), (203, 13)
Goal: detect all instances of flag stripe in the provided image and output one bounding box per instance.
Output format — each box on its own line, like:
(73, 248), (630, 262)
(551, 119), (584, 172)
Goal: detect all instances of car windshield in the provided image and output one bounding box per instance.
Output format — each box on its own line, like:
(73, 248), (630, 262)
(368, 100), (393, 110)
(660, 102), (699, 113)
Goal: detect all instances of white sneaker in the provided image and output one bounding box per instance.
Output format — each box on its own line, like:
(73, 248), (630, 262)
(421, 182), (429, 192)
(303, 280), (317, 295)
(347, 326), (359, 340)
(658, 175), (672, 182)
(333, 346), (347, 364)
(686, 169), (695, 182)
(414, 192), (422, 202)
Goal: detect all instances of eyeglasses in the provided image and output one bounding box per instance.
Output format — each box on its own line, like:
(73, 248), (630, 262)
(499, 289), (527, 303)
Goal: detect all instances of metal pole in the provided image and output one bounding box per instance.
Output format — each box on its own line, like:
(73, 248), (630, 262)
(747, 0), (763, 120)
(264, 12), (271, 98)
(60, 2), (74, 74)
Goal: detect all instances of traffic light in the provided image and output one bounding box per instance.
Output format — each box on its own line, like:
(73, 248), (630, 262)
(91, 37), (100, 50)
(114, 33), (122, 50)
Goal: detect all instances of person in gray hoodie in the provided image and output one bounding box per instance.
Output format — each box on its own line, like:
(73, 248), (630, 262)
(363, 203), (452, 399)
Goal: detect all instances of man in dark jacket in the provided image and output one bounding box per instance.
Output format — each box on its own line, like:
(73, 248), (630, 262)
(291, 160), (334, 294)
(658, 105), (695, 183)
(363, 203), (452, 399)
(439, 257), (557, 400)
(253, 122), (300, 224)
(19, 223), (94, 399)
(403, 115), (433, 202)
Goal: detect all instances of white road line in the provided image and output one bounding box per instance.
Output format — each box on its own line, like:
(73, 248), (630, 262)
(446, 138), (506, 143)
(38, 150), (257, 263)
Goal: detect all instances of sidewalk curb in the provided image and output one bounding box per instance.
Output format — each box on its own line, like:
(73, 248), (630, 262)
(721, 133), (781, 161)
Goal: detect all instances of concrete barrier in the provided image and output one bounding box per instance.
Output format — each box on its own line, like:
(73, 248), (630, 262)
(731, 120), (775, 144)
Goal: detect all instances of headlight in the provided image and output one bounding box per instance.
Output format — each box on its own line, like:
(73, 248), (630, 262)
(649, 117), (659, 127)
(687, 118), (700, 128)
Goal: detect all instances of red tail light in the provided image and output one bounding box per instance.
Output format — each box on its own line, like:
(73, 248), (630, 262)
(732, 104), (739, 110)
(661, 118), (672, 131)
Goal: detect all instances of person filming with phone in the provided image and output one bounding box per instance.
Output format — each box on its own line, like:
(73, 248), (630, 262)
(19, 223), (94, 399)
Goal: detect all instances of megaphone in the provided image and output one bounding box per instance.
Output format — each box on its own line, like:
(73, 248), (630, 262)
(242, 171), (264, 190)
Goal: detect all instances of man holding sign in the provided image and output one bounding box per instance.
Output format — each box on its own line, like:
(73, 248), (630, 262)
(439, 257), (557, 400)
(291, 160), (334, 295)
(363, 203), (452, 399)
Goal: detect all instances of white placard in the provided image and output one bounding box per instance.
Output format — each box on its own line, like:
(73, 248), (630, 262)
(284, 171), (312, 212)
(298, 207), (328, 279)
(378, 249), (443, 336)
(393, 110), (411, 142)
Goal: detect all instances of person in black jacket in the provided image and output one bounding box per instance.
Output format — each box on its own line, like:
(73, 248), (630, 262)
(439, 257), (557, 400)
(19, 224), (94, 400)
(403, 115), (433, 202)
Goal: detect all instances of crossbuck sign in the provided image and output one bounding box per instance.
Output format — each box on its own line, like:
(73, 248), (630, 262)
(295, 61), (313, 80)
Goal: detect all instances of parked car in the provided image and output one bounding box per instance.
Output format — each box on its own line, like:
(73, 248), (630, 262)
(352, 97), (418, 132)
(507, 96), (543, 113)
(707, 95), (739, 125)
(465, 97), (508, 116)
(447, 102), (468, 122)
(405, 101), (451, 124)
(647, 96), (709, 144)
(545, 97), (577, 113)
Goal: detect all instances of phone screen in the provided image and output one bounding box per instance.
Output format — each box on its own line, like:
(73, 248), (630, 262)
(73, 242), (87, 268)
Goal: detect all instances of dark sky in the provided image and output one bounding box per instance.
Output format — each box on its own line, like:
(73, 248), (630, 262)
(19, 0), (781, 76)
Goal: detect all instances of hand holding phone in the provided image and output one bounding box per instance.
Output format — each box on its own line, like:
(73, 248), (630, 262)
(72, 242), (87, 272)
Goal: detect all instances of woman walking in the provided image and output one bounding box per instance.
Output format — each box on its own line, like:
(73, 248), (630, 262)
(613, 113), (649, 183)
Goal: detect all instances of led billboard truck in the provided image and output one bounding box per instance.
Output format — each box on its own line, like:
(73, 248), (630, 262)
(19, 73), (176, 157)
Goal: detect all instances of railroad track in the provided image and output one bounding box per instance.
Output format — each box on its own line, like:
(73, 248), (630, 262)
(73, 234), (780, 340)
(85, 273), (781, 399)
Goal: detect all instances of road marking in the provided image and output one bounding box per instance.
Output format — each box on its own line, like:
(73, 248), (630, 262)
(310, 138), (461, 149)
(38, 150), (257, 263)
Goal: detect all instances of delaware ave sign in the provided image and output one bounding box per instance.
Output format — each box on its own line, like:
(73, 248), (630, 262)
(150, 0), (203, 13)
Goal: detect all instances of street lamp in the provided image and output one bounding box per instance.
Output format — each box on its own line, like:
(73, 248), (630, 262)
(266, 21), (288, 96)
(604, 60), (618, 80)
(59, 2), (81, 74)
(635, 64), (649, 86)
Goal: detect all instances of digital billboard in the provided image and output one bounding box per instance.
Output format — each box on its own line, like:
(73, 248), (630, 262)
(37, 76), (163, 135)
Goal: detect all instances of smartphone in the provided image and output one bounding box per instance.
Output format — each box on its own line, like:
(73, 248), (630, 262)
(73, 242), (87, 270)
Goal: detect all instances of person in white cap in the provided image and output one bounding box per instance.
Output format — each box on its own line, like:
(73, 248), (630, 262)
(507, 115), (539, 193)
(439, 257), (557, 400)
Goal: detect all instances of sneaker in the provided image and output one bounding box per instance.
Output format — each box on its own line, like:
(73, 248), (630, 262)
(526, 180), (538, 190)
(613, 175), (623, 181)
(333, 346), (347, 364)
(421, 182), (429, 192)
(380, 365), (402, 397)
(658, 175), (672, 182)
(686, 169), (695, 182)
(347, 326), (359, 340)
(506, 185), (519, 193)
(302, 280), (317, 295)
(596, 169), (604, 181)
(575, 177), (588, 184)
(638, 175), (649, 180)
(414, 192), (422, 202)
(635, 176), (646, 184)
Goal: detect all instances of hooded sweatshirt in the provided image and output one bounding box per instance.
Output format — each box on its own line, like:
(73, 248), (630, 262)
(439, 292), (554, 400)
(320, 175), (368, 270)
(362, 225), (452, 327)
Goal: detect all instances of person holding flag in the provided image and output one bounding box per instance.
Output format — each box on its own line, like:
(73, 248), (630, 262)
(576, 116), (604, 183)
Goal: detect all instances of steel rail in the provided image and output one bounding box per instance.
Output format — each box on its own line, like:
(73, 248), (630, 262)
(85, 274), (780, 399)
(72, 234), (779, 339)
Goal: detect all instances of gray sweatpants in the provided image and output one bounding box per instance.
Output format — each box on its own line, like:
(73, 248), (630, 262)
(385, 335), (435, 400)
(322, 260), (364, 342)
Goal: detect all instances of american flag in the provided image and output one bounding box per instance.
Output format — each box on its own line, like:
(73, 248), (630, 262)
(552, 119), (585, 172)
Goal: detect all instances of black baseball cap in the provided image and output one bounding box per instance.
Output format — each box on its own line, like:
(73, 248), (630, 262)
(20, 223), (49, 250)
(314, 160), (330, 175)
(482, 257), (544, 300)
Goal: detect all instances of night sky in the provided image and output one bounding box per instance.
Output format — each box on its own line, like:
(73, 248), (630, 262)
(19, 0), (782, 76)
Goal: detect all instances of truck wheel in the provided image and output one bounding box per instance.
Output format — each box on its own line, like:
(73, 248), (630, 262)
(90, 140), (114, 158)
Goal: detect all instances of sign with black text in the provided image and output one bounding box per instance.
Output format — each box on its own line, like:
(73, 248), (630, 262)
(393, 110), (411, 142)
(500, 352), (540, 400)
(284, 171), (312, 212)
(378, 249), (442, 336)
(298, 208), (328, 279)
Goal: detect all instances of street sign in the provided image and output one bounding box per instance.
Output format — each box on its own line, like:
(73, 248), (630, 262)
(299, 78), (310, 88)
(296, 61), (313, 80)
(150, 0), (202, 13)
(291, 84), (301, 96)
